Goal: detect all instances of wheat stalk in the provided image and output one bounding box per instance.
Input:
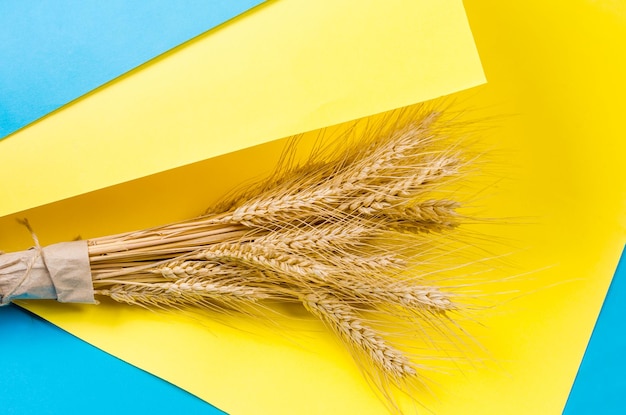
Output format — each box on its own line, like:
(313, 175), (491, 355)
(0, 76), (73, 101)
(1, 107), (483, 414)
(214, 115), (458, 228)
(96, 277), (275, 309)
(304, 292), (417, 380)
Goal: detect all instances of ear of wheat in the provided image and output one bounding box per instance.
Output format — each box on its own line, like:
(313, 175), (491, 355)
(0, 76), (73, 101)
(0, 107), (484, 414)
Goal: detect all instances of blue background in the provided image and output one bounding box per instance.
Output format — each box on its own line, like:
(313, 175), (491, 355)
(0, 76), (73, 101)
(0, 305), (225, 415)
(564, 246), (626, 414)
(0, 0), (264, 139)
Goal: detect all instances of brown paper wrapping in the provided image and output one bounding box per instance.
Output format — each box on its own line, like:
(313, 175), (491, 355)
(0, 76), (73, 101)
(0, 240), (94, 305)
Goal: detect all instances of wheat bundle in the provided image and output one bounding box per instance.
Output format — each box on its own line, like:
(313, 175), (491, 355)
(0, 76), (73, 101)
(0, 108), (485, 413)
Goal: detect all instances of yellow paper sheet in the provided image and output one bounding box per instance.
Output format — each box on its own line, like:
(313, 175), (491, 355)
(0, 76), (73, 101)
(4, 1), (626, 415)
(0, 0), (484, 218)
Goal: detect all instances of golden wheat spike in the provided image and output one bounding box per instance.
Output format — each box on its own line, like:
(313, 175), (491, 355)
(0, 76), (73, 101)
(0, 107), (479, 414)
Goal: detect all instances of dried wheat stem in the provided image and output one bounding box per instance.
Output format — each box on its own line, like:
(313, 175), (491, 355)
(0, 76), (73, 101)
(348, 112), (440, 171)
(141, 255), (454, 313)
(346, 281), (455, 311)
(87, 213), (233, 245)
(197, 242), (329, 282)
(382, 199), (461, 233)
(88, 226), (249, 259)
(254, 221), (379, 253)
(303, 292), (417, 381)
(96, 277), (272, 308)
(335, 155), (461, 216)
(383, 200), (460, 222)
(214, 118), (458, 227)
(193, 238), (408, 287)
(88, 226), (253, 280)
(157, 260), (242, 279)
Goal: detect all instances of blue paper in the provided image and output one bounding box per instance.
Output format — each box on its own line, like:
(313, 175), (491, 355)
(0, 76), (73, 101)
(0, 305), (226, 414)
(564, 246), (626, 414)
(0, 0), (264, 139)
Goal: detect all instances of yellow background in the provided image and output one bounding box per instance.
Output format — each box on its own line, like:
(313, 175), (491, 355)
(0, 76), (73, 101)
(0, 0), (482, 218)
(1, 0), (625, 414)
